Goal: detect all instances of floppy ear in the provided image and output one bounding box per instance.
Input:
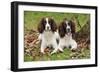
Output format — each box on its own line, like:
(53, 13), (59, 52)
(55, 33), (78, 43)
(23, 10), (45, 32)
(37, 18), (45, 33)
(50, 18), (57, 32)
(58, 22), (66, 38)
(69, 20), (76, 34)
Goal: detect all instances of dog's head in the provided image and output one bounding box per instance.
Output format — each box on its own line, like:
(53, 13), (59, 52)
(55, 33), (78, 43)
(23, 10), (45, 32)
(38, 17), (57, 33)
(58, 18), (76, 38)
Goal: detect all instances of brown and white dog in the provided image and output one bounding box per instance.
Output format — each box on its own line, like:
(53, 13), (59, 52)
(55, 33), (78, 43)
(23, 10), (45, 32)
(38, 17), (58, 54)
(52, 18), (77, 54)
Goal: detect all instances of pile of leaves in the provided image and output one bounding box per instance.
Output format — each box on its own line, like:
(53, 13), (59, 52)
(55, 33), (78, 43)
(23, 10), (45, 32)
(24, 28), (90, 61)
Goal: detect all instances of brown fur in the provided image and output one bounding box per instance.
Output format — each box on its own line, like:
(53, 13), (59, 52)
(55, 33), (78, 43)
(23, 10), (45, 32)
(58, 19), (76, 38)
(49, 18), (57, 32)
(38, 17), (57, 33)
(58, 21), (66, 38)
(38, 18), (45, 33)
(69, 20), (76, 34)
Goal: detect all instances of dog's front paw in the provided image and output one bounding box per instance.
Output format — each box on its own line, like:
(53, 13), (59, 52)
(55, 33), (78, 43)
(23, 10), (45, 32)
(51, 51), (56, 55)
(71, 48), (77, 52)
(58, 48), (63, 52)
(40, 50), (45, 54)
(51, 50), (57, 55)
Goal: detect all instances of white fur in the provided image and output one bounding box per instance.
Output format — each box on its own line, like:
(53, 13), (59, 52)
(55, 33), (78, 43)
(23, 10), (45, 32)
(51, 34), (77, 54)
(38, 31), (58, 54)
(52, 20), (77, 54)
(45, 18), (51, 30)
(38, 18), (58, 54)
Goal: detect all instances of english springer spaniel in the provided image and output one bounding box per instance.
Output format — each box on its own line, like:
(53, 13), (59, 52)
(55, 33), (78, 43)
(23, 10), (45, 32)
(38, 17), (58, 54)
(52, 18), (77, 54)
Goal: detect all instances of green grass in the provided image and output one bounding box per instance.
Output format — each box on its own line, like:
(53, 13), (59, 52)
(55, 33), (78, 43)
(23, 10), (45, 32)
(24, 11), (90, 32)
(24, 48), (90, 61)
(24, 11), (90, 62)
(24, 55), (33, 62)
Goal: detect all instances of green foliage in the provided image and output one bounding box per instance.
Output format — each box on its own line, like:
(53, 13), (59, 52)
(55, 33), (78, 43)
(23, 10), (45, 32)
(24, 11), (90, 31)
(24, 48), (90, 61)
(24, 55), (33, 62)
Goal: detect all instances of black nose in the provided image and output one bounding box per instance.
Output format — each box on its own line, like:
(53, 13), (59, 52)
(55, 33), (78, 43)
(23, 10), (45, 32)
(67, 28), (71, 32)
(47, 26), (49, 29)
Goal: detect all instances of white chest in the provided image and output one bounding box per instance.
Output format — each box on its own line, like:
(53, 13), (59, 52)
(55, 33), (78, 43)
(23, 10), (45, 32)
(42, 31), (55, 44)
(60, 35), (72, 46)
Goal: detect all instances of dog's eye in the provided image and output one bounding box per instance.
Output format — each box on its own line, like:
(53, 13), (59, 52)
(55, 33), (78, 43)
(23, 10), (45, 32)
(48, 21), (52, 24)
(43, 21), (46, 24)
(68, 22), (71, 26)
(64, 23), (67, 27)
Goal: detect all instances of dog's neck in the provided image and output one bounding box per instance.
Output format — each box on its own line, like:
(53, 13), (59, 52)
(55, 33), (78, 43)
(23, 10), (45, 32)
(44, 30), (53, 34)
(65, 33), (72, 39)
(43, 31), (54, 38)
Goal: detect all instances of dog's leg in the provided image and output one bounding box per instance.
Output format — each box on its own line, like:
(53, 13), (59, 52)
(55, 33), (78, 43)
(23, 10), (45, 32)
(58, 48), (63, 52)
(58, 41), (64, 52)
(70, 40), (77, 51)
(58, 45), (64, 52)
(40, 42), (46, 54)
(51, 44), (63, 54)
(51, 49), (58, 54)
(51, 41), (58, 54)
(38, 34), (42, 41)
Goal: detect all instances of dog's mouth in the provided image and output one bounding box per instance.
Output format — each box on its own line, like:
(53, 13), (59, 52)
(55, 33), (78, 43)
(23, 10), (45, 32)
(45, 27), (51, 31)
(67, 28), (71, 32)
(66, 29), (71, 35)
(45, 29), (51, 31)
(66, 32), (71, 36)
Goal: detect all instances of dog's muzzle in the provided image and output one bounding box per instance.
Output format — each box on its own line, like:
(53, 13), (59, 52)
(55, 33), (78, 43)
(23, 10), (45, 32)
(67, 28), (71, 33)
